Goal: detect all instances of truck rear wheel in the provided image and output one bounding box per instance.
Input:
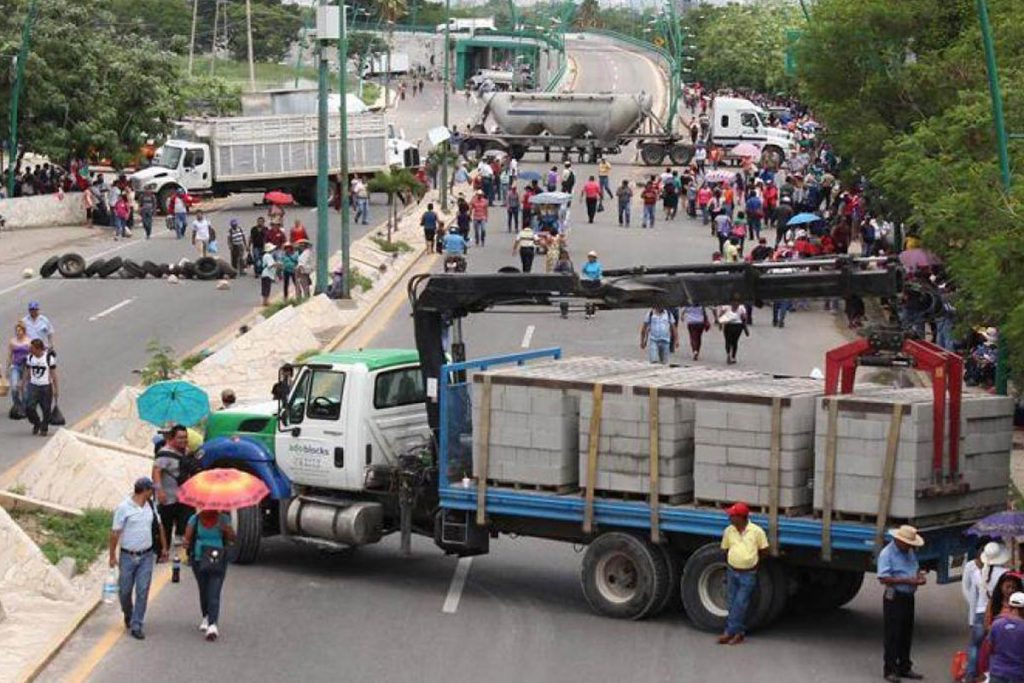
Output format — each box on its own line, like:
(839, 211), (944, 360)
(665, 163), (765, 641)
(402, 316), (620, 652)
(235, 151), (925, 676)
(231, 504), (263, 564)
(670, 144), (694, 166)
(640, 143), (666, 166)
(580, 532), (666, 620)
(680, 542), (774, 633)
(789, 568), (863, 613)
(650, 543), (684, 616)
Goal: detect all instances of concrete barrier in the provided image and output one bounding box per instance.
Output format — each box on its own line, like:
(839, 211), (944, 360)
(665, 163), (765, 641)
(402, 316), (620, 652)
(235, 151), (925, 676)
(0, 192), (86, 230)
(0, 506), (77, 602)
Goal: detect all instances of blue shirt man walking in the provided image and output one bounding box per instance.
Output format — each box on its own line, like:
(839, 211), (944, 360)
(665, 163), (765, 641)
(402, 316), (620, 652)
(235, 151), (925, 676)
(109, 477), (168, 639)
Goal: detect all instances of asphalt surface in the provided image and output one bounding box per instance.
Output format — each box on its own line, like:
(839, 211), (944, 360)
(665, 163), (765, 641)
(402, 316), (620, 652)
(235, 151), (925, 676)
(43, 36), (969, 683)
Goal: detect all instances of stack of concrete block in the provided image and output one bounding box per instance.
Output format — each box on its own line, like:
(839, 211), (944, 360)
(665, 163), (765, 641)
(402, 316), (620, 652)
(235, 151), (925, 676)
(578, 366), (761, 500)
(693, 377), (825, 509)
(470, 358), (657, 489)
(813, 388), (1014, 521)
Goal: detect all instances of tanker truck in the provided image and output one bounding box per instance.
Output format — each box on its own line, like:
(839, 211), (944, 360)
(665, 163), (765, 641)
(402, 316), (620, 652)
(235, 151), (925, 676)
(455, 93), (797, 167)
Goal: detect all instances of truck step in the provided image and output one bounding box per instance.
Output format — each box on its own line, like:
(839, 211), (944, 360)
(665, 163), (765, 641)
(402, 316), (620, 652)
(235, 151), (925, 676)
(694, 498), (812, 518)
(487, 479), (579, 495)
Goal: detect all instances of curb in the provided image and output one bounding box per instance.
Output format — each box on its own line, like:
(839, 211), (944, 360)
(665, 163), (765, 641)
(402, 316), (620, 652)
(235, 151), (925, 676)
(19, 596), (101, 683)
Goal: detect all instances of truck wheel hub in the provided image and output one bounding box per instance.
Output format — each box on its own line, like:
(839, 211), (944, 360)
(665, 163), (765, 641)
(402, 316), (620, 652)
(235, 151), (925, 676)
(595, 551), (639, 604)
(698, 563), (730, 617)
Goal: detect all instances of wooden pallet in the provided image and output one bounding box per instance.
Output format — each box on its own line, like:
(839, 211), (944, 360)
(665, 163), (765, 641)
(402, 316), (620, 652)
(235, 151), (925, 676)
(813, 504), (1006, 528)
(486, 479), (579, 495)
(590, 489), (693, 506)
(694, 498), (812, 518)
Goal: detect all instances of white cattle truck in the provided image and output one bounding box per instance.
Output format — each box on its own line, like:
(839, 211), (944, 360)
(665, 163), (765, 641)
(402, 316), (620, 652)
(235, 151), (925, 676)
(130, 111), (416, 211)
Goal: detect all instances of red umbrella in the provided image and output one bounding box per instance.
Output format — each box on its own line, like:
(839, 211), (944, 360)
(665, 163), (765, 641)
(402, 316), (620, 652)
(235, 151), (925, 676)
(899, 248), (941, 272)
(264, 190), (295, 206)
(178, 468), (269, 511)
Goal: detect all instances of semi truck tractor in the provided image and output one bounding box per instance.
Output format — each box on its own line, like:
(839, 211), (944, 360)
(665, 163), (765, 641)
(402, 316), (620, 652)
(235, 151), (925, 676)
(456, 92), (797, 167)
(198, 258), (1003, 632)
(130, 111), (419, 212)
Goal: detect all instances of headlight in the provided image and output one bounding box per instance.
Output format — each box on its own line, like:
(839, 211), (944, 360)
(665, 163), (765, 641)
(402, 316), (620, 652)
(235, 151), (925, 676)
(144, 182), (158, 191)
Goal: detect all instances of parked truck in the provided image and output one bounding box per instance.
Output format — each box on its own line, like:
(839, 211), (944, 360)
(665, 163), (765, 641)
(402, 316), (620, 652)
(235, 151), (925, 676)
(198, 258), (1002, 633)
(130, 111), (418, 212)
(456, 92), (797, 167)
(363, 52), (411, 77)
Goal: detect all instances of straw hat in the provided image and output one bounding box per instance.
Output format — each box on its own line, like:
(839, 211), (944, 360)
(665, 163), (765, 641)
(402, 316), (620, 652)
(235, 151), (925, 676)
(888, 524), (924, 547)
(587, 250), (598, 258)
(263, 243), (276, 253)
(981, 541), (1011, 567)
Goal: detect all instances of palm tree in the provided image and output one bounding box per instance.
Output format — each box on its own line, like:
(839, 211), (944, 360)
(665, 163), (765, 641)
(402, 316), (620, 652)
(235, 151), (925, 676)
(367, 169), (423, 243)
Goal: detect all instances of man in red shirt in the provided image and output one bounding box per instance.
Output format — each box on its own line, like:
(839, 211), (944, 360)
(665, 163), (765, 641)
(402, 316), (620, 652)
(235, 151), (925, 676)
(581, 175), (602, 224)
(470, 190), (489, 246)
(266, 222), (287, 252)
(762, 180), (779, 230)
(641, 182), (659, 229)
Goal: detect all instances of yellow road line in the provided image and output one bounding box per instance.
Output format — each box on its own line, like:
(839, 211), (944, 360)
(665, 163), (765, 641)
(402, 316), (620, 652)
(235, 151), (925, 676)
(62, 567), (172, 683)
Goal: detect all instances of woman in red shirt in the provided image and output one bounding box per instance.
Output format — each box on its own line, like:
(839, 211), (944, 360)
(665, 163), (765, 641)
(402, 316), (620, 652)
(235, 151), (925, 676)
(289, 219), (308, 244)
(581, 176), (601, 224)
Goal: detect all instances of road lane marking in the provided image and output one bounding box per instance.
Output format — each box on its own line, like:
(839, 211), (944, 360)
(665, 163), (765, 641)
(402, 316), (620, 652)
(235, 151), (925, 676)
(442, 556), (473, 614)
(88, 297), (135, 322)
(521, 324), (535, 349)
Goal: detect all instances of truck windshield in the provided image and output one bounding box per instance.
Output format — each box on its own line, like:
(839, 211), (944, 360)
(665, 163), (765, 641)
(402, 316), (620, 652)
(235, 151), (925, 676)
(152, 146), (183, 170)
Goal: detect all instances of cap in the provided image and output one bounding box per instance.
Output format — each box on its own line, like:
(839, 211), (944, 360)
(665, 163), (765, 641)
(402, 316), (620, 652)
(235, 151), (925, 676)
(230, 219), (239, 227)
(726, 502), (750, 517)
(28, 301), (40, 310)
(1009, 592), (1024, 608)
(134, 477), (155, 493)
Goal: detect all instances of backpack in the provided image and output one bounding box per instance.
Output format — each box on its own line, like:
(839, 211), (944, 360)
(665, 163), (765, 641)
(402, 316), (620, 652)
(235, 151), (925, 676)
(157, 448), (201, 485)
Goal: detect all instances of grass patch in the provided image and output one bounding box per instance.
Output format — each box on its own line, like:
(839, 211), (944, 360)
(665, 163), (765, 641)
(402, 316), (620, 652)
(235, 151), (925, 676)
(174, 55), (365, 95)
(261, 297), (304, 318)
(361, 82), (381, 105)
(180, 351), (210, 372)
(12, 508), (111, 574)
(351, 267), (373, 292)
(370, 236), (413, 253)
(9, 483), (26, 495)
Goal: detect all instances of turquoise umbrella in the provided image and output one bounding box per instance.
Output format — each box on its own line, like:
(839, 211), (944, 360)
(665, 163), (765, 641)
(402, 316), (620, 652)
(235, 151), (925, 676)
(136, 380), (211, 428)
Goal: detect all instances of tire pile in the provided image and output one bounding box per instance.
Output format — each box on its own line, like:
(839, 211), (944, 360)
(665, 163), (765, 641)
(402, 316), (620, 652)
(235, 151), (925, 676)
(39, 253), (239, 281)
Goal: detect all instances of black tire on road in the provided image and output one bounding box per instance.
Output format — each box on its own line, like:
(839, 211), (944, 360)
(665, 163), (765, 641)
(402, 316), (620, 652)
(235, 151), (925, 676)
(142, 260), (162, 278)
(97, 257), (123, 278)
(788, 568), (864, 614)
(84, 258), (107, 278)
(509, 144), (527, 160)
(680, 542), (773, 633)
(159, 263), (172, 277)
(40, 255), (61, 278)
(57, 253), (87, 278)
(179, 260), (195, 279)
(120, 259), (146, 279)
(194, 256), (220, 280)
(580, 531), (666, 620)
(670, 144), (694, 166)
(651, 543), (685, 616)
(640, 143), (666, 166)
(231, 504), (263, 564)
(216, 258), (237, 279)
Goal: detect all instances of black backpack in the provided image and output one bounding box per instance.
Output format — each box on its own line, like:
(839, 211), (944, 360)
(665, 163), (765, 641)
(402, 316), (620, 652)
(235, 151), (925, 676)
(157, 448), (201, 485)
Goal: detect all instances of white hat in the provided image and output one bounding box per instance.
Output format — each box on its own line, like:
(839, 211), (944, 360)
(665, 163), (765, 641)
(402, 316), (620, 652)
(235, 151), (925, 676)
(587, 250), (598, 258)
(264, 243), (276, 253)
(981, 541), (1011, 567)
(888, 524), (924, 547)
(1010, 592), (1024, 608)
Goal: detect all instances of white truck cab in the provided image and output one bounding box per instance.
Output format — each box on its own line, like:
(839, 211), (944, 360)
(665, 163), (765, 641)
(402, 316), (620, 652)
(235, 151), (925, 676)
(275, 350), (430, 492)
(131, 141), (212, 207)
(710, 96), (797, 167)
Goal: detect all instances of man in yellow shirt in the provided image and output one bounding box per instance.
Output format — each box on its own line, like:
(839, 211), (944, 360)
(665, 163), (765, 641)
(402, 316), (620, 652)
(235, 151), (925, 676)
(597, 157), (613, 211)
(718, 501), (769, 645)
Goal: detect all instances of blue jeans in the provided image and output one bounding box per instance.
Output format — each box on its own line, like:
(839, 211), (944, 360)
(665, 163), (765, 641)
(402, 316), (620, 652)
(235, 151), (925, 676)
(355, 198), (369, 224)
(725, 567), (756, 636)
(192, 563), (227, 625)
(113, 215), (126, 238)
(618, 202), (631, 226)
(119, 551), (155, 631)
(642, 205), (655, 228)
(772, 301), (790, 326)
(9, 363), (24, 411)
(507, 207), (519, 232)
(473, 219), (486, 245)
(174, 212), (188, 238)
(967, 611), (986, 678)
(647, 338), (670, 364)
(599, 176), (613, 200)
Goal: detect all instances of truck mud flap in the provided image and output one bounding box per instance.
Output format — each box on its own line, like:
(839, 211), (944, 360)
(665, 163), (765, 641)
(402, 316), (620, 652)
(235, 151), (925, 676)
(434, 509), (489, 557)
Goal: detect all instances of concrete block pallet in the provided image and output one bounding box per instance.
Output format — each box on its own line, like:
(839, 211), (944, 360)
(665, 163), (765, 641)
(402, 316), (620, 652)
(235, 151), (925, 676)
(813, 387), (1014, 522)
(693, 377), (825, 511)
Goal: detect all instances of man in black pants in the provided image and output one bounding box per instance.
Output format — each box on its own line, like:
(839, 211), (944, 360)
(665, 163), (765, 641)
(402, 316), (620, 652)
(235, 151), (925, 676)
(152, 425), (197, 543)
(22, 339), (58, 436)
(877, 525), (927, 682)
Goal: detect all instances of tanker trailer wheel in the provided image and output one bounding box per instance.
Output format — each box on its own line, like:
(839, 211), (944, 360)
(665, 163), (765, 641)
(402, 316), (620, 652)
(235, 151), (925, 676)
(580, 531), (667, 620)
(640, 143), (667, 166)
(230, 503), (263, 564)
(670, 144), (694, 166)
(509, 145), (526, 160)
(760, 145), (784, 170)
(680, 543), (775, 633)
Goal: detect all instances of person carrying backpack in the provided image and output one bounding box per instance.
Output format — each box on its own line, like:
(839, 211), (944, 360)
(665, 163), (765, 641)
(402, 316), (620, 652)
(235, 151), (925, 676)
(183, 509), (235, 641)
(152, 424), (201, 543)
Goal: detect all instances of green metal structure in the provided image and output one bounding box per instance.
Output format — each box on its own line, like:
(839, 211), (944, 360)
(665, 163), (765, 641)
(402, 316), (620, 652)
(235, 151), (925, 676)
(6, 0), (38, 198)
(338, 1), (351, 298)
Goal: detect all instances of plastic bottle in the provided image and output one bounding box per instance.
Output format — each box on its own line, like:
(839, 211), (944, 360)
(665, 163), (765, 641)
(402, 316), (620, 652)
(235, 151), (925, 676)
(172, 556), (181, 584)
(102, 569), (118, 604)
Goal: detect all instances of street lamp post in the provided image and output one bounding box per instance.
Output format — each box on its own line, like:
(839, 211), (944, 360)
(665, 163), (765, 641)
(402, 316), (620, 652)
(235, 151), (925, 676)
(337, 2), (351, 298)
(6, 0), (38, 198)
(439, 0), (451, 212)
(315, 0), (330, 295)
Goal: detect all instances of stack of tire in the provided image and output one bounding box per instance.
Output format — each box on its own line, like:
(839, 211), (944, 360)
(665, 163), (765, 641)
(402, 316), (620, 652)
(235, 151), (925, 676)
(40, 254), (238, 281)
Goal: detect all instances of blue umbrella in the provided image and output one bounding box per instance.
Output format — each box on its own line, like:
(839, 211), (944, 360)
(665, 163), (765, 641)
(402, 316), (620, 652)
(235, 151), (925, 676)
(517, 170), (542, 182)
(787, 212), (824, 226)
(136, 380), (211, 428)
(966, 511), (1024, 539)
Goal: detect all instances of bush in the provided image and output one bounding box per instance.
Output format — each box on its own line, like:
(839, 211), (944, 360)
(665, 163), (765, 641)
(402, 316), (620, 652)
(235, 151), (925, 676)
(370, 237), (413, 253)
(351, 268), (374, 292)
(12, 508), (112, 574)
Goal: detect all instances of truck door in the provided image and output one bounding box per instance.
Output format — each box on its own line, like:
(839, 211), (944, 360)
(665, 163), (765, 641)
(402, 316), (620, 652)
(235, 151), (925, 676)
(180, 145), (211, 191)
(365, 365), (429, 467)
(277, 367), (350, 490)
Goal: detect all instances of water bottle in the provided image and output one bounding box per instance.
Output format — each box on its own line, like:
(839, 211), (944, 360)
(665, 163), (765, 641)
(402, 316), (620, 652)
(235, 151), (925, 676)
(171, 556), (181, 584)
(102, 569), (118, 604)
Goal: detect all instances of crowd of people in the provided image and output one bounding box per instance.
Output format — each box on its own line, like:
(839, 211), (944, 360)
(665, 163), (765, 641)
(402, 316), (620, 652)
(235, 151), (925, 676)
(5, 302), (59, 435)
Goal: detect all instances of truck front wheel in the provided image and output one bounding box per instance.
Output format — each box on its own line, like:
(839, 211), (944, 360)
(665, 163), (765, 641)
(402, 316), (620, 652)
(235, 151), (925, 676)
(680, 542), (775, 633)
(580, 532), (667, 620)
(231, 504), (263, 564)
(760, 146), (784, 170)
(157, 186), (179, 215)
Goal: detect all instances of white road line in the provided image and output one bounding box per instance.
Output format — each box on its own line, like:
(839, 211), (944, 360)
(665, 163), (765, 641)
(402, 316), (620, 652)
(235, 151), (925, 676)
(520, 324), (535, 349)
(442, 556), (473, 614)
(88, 297), (135, 322)
(0, 277), (40, 298)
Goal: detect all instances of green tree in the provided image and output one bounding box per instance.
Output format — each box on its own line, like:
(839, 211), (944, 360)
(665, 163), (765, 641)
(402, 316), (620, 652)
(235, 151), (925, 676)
(367, 169), (423, 243)
(225, 0), (304, 63)
(574, 0), (601, 30)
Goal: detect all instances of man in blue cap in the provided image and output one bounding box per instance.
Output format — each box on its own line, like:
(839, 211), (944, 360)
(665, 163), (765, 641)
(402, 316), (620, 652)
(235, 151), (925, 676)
(22, 301), (54, 350)
(109, 477), (168, 640)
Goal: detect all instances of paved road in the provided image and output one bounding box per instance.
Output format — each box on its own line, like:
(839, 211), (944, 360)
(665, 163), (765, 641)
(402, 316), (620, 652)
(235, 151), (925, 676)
(44, 38), (969, 683)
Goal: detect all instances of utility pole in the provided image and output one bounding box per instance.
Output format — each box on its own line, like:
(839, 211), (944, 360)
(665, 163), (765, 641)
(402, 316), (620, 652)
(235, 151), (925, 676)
(245, 0), (256, 91)
(6, 0), (38, 199)
(439, 0), (451, 212)
(315, 0), (330, 296)
(337, 2), (351, 298)
(188, 0), (199, 76)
